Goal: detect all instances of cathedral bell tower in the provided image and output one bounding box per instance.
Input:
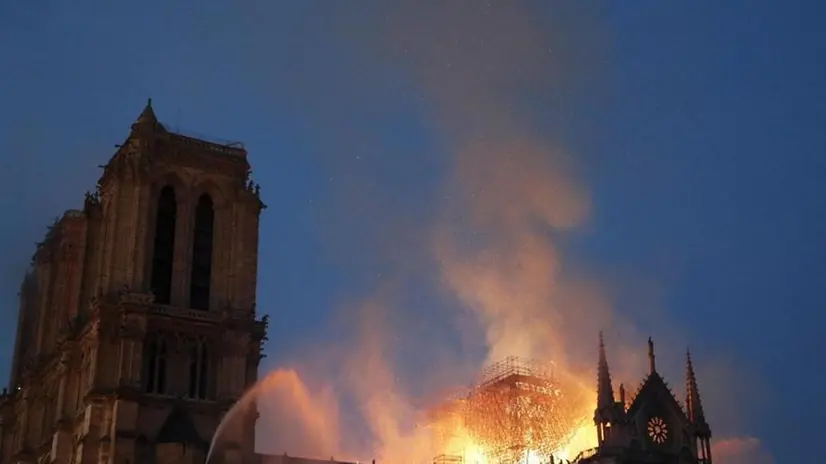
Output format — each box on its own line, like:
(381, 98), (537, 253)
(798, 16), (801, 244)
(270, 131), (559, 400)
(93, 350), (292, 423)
(0, 101), (268, 464)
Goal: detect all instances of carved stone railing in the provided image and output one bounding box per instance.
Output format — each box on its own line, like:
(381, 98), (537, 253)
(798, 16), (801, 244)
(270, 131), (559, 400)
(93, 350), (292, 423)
(117, 292), (155, 306)
(148, 304), (222, 322)
(114, 291), (260, 324)
(165, 129), (246, 157)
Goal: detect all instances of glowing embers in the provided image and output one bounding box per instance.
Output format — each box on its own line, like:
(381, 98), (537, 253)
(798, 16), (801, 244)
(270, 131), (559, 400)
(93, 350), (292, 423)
(430, 357), (591, 463)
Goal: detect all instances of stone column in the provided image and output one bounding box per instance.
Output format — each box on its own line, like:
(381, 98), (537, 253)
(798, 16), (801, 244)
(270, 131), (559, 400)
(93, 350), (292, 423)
(55, 359), (68, 423)
(34, 263), (53, 356)
(97, 182), (119, 295)
(51, 413), (73, 464)
(18, 389), (30, 453)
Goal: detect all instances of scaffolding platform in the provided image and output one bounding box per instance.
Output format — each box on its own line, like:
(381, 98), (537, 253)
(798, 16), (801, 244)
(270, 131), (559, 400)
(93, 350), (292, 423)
(429, 357), (589, 464)
(477, 356), (556, 389)
(433, 454), (463, 464)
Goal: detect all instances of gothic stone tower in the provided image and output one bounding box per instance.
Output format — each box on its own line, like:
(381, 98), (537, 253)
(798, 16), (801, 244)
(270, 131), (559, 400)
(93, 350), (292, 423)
(579, 334), (713, 464)
(0, 101), (268, 464)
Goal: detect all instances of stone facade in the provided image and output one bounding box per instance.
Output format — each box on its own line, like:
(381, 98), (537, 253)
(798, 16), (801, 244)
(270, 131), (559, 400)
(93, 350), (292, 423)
(0, 101), (268, 464)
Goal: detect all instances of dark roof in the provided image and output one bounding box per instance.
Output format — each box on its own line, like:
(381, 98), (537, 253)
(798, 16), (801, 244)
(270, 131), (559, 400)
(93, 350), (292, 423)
(155, 404), (206, 448)
(626, 372), (687, 421)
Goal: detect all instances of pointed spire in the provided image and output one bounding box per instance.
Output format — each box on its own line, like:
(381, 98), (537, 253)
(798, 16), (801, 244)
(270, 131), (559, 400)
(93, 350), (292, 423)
(137, 98), (157, 123)
(648, 336), (657, 374)
(597, 331), (615, 409)
(685, 349), (708, 426)
(131, 98), (164, 134)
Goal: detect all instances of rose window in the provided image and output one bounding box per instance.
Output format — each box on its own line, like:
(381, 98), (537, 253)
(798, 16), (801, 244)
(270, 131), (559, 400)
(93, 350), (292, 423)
(647, 416), (668, 444)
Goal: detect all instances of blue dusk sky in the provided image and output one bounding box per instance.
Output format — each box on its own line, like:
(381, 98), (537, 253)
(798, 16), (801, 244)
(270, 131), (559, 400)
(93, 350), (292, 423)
(1, 2), (824, 463)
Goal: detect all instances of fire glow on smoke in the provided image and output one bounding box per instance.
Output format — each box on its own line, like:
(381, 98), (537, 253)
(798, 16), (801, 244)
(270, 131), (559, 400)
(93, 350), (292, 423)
(204, 3), (773, 462)
(213, 355), (599, 464)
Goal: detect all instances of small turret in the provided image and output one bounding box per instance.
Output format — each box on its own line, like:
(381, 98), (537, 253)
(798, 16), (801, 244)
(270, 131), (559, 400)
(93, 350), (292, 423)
(685, 349), (707, 427)
(130, 98), (165, 135)
(137, 98), (156, 122)
(597, 331), (615, 410)
(686, 349), (712, 463)
(594, 331), (624, 446)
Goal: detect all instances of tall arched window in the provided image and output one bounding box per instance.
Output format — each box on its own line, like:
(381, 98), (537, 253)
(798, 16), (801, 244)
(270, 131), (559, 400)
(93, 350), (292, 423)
(187, 339), (209, 400)
(190, 194), (214, 311)
(151, 186), (177, 305)
(144, 339), (157, 393)
(143, 335), (167, 394)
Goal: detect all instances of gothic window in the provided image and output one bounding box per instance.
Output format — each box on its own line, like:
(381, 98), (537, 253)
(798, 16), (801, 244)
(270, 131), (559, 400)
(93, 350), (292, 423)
(188, 343), (197, 397)
(199, 340), (209, 397)
(143, 335), (168, 394)
(151, 186), (177, 305)
(647, 416), (668, 444)
(189, 194), (214, 311)
(187, 339), (210, 399)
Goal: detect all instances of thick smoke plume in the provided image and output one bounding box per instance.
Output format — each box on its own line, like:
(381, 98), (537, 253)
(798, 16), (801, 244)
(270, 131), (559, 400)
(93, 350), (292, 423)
(220, 2), (773, 463)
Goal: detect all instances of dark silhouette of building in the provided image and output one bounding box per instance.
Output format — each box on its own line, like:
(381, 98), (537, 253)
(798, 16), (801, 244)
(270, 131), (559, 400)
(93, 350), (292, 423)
(0, 101), (267, 464)
(574, 334), (713, 464)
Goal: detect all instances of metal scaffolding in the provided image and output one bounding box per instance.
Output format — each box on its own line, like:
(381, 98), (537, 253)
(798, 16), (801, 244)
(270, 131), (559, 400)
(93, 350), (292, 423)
(430, 357), (589, 464)
(432, 454), (464, 464)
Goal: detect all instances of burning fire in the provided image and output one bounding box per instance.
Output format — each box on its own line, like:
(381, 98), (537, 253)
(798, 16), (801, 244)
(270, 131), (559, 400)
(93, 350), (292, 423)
(427, 357), (598, 463)
(436, 422), (596, 464)
(224, 356), (600, 463)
